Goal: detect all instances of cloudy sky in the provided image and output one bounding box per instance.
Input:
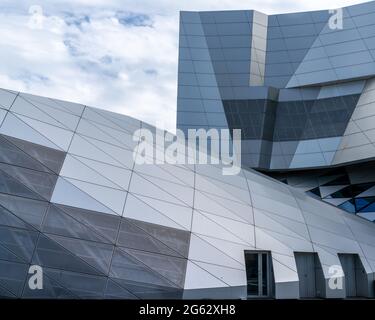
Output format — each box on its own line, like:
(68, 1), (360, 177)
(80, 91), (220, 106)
(0, 0), (370, 132)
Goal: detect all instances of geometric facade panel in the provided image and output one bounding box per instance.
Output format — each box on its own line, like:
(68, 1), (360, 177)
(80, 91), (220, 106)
(177, 4), (375, 222)
(4, 2), (375, 300)
(1, 88), (375, 300)
(270, 161), (375, 221)
(177, 4), (375, 171)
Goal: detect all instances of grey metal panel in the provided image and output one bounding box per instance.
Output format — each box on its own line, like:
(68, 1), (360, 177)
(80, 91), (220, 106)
(314, 254), (325, 298)
(0, 193), (48, 229)
(295, 253), (316, 298)
(339, 254), (357, 297)
(0, 162), (58, 201)
(0, 260), (29, 296)
(183, 286), (247, 299)
(4, 134), (66, 174)
(355, 256), (369, 297)
(0, 135), (51, 173)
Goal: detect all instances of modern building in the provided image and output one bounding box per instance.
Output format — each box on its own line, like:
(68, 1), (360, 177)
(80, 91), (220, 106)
(0, 87), (375, 299)
(177, 1), (375, 221)
(1, 1), (375, 300)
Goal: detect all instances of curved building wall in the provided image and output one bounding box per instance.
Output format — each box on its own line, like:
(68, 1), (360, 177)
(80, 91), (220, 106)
(1, 88), (375, 299)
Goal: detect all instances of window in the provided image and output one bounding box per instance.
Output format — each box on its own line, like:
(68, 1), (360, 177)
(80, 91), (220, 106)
(245, 251), (273, 298)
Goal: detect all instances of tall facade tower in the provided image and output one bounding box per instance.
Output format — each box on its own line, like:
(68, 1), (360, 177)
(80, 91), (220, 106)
(177, 2), (375, 221)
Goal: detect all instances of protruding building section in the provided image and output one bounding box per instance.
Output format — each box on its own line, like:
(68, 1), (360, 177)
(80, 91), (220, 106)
(177, 2), (375, 221)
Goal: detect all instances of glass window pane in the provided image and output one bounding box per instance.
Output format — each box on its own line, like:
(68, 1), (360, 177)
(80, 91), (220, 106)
(262, 253), (268, 296)
(245, 253), (259, 296)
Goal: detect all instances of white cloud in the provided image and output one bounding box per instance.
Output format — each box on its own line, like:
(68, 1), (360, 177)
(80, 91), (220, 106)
(0, 0), (371, 132)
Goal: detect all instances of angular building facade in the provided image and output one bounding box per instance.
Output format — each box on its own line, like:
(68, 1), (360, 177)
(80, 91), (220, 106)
(0, 87), (375, 300)
(1, 2), (375, 300)
(177, 2), (375, 221)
